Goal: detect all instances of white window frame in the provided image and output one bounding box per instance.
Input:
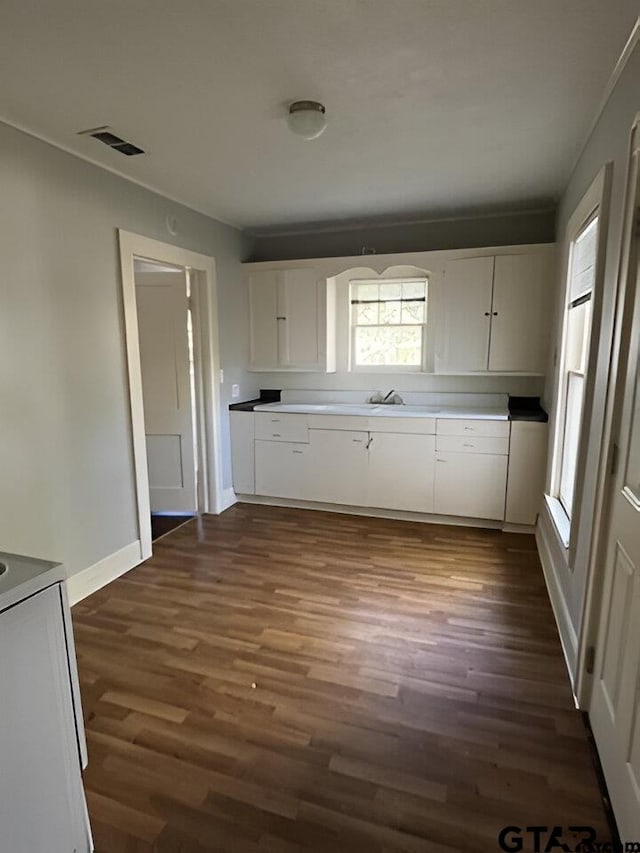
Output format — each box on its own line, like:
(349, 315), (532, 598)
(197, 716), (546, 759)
(547, 168), (610, 557)
(348, 277), (428, 372)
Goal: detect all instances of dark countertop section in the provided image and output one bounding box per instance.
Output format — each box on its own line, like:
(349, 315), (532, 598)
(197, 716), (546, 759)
(508, 396), (548, 422)
(229, 389), (281, 412)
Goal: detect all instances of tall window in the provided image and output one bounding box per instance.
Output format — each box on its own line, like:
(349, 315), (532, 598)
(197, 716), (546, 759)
(350, 278), (427, 369)
(555, 215), (599, 524)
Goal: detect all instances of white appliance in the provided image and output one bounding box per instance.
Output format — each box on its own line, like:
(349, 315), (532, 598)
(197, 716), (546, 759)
(0, 552), (93, 853)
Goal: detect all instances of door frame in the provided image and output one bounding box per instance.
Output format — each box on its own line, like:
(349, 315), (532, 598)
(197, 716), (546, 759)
(576, 113), (640, 706)
(118, 229), (224, 560)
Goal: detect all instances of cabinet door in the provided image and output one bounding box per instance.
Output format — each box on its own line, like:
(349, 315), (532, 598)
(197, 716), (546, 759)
(308, 429), (368, 506)
(278, 268), (322, 369)
(367, 433), (435, 512)
(505, 421), (548, 524)
(230, 412), (255, 495)
(437, 257), (494, 372)
(489, 253), (551, 372)
(249, 270), (279, 369)
(255, 440), (310, 499)
(434, 451), (507, 520)
(0, 585), (90, 853)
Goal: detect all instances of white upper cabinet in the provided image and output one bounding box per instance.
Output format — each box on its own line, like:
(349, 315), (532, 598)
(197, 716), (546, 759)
(248, 267), (336, 372)
(436, 250), (552, 374)
(489, 253), (552, 372)
(436, 256), (495, 373)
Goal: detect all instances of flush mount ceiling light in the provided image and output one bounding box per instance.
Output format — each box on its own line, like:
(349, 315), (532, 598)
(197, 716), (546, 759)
(287, 100), (327, 140)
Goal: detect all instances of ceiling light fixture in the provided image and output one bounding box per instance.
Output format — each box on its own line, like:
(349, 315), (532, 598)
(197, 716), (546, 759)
(287, 101), (327, 140)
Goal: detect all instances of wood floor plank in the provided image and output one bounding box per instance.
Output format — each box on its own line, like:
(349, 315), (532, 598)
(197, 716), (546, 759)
(73, 505), (612, 851)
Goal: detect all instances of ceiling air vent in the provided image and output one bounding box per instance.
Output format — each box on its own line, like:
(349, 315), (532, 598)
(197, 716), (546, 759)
(77, 126), (145, 156)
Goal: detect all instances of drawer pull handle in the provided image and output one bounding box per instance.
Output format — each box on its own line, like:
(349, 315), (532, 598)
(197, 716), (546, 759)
(464, 427), (474, 431)
(272, 433), (281, 437)
(463, 443), (475, 447)
(292, 450), (303, 454)
(271, 419), (280, 423)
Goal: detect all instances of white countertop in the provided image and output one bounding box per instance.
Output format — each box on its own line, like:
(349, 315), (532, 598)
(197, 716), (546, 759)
(253, 402), (509, 420)
(0, 552), (65, 613)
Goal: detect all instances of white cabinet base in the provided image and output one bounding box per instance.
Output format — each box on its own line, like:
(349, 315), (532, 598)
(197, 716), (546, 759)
(367, 433), (435, 512)
(434, 452), (508, 521)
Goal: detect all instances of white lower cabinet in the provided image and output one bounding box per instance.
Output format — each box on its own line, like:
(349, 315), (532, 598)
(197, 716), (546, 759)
(505, 421), (548, 524)
(434, 451), (508, 520)
(231, 411), (548, 527)
(308, 429), (369, 505)
(367, 432), (435, 512)
(255, 440), (310, 499)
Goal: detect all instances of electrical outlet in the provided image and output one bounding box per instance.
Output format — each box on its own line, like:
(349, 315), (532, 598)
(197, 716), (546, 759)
(231, 384), (240, 399)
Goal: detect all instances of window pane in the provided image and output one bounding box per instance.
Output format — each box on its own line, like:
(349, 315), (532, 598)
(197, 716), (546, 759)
(401, 300), (425, 324)
(402, 281), (425, 300)
(378, 300), (401, 325)
(565, 300), (591, 374)
(353, 282), (379, 301)
(353, 301), (378, 325)
(559, 372), (585, 517)
(569, 216), (598, 303)
(378, 282), (402, 301)
(355, 326), (422, 366)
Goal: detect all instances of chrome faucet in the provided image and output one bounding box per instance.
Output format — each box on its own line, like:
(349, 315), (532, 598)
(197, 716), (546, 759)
(368, 389), (405, 405)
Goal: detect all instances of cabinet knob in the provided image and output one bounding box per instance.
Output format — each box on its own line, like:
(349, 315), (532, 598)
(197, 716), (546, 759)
(276, 316), (287, 320)
(492, 311), (498, 316)
(484, 312), (490, 316)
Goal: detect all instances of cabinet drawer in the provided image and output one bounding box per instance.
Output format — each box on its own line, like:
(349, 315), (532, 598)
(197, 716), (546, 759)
(255, 412), (309, 442)
(436, 418), (509, 438)
(367, 416), (436, 435)
(436, 435), (509, 455)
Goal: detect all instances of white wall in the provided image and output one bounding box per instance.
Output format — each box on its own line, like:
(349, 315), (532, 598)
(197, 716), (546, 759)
(538, 34), (640, 678)
(0, 122), (255, 579)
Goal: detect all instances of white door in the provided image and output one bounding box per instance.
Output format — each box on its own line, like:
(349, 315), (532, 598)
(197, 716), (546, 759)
(434, 451), (508, 519)
(308, 429), (368, 506)
(255, 440), (310, 499)
(249, 270), (279, 369)
(279, 269), (322, 369)
(437, 256), (494, 372)
(368, 432), (435, 512)
(136, 270), (197, 513)
(489, 253), (551, 372)
(588, 159), (640, 840)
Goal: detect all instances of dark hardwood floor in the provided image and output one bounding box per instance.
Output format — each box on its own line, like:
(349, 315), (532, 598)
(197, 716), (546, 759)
(72, 504), (611, 852)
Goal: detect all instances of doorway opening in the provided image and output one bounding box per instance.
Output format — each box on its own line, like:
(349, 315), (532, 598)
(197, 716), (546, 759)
(133, 258), (199, 542)
(119, 230), (224, 562)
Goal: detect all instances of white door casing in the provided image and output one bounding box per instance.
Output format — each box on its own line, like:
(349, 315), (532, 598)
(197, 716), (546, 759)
(135, 270), (196, 514)
(588, 121), (640, 842)
(119, 230), (223, 561)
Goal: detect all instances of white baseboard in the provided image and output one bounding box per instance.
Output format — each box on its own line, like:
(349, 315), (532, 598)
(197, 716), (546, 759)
(66, 540), (142, 606)
(235, 494), (511, 530)
(216, 487), (237, 513)
(536, 506), (579, 691)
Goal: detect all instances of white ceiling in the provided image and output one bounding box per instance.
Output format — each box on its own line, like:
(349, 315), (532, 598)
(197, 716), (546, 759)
(0, 1), (637, 232)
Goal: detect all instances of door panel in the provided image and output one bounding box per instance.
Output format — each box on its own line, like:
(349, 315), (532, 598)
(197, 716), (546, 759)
(279, 269), (321, 368)
(437, 256), (494, 372)
(136, 270), (196, 513)
(489, 253), (551, 372)
(308, 429), (368, 506)
(367, 433), (435, 512)
(434, 451), (507, 520)
(255, 440), (310, 500)
(249, 270), (279, 369)
(589, 139), (640, 841)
